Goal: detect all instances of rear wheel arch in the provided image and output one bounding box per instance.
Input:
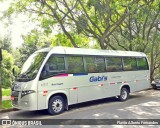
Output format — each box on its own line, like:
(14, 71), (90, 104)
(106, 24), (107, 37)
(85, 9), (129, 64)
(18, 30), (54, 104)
(121, 85), (130, 93)
(119, 85), (130, 101)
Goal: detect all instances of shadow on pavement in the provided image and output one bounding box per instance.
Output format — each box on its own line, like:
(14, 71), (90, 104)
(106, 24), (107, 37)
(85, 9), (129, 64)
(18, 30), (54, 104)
(7, 94), (144, 119)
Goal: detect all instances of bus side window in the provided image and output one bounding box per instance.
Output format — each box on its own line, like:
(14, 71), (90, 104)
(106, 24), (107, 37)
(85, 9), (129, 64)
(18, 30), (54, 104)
(137, 57), (149, 70)
(106, 57), (122, 72)
(85, 56), (98, 73)
(123, 57), (137, 71)
(88, 64), (97, 73)
(95, 57), (106, 72)
(41, 56), (65, 78)
(67, 56), (85, 74)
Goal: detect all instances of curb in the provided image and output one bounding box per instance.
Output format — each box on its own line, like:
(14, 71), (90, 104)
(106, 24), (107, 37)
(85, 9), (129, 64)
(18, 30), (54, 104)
(0, 108), (19, 113)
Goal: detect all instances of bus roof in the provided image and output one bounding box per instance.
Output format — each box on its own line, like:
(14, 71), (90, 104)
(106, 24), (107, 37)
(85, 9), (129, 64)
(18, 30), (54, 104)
(36, 47), (52, 52)
(38, 46), (147, 57)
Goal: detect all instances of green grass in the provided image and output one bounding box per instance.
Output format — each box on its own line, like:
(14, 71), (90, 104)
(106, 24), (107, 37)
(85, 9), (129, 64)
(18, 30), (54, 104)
(2, 100), (12, 109)
(2, 88), (11, 96)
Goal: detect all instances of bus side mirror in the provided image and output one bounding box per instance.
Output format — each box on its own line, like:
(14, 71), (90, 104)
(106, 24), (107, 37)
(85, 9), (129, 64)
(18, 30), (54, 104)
(12, 68), (15, 76)
(12, 67), (20, 77)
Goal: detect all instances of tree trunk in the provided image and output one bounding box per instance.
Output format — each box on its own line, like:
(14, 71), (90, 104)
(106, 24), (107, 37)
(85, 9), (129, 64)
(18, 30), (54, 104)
(0, 60), (2, 110)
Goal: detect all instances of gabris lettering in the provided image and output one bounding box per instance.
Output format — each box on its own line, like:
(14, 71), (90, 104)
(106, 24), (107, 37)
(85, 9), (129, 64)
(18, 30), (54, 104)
(89, 76), (107, 82)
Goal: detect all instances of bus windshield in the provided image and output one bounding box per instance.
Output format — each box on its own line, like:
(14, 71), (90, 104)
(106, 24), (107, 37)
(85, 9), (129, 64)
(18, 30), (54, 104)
(17, 52), (48, 81)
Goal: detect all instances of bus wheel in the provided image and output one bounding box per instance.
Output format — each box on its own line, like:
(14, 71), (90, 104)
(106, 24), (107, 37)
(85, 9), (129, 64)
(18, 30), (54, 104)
(48, 96), (65, 115)
(119, 88), (129, 101)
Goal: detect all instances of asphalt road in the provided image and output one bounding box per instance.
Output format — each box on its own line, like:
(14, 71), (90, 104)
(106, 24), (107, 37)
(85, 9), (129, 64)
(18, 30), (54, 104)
(1, 89), (160, 128)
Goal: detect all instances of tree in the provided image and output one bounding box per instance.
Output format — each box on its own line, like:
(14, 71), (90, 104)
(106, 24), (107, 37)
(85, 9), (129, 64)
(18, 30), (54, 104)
(16, 30), (52, 67)
(0, 35), (12, 53)
(110, 1), (160, 80)
(0, 50), (15, 88)
(51, 33), (90, 48)
(3, 0), (136, 49)
(0, 34), (20, 88)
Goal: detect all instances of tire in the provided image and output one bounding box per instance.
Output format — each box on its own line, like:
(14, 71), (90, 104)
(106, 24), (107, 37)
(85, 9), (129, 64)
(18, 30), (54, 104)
(48, 96), (65, 115)
(153, 87), (158, 90)
(152, 84), (157, 90)
(119, 88), (129, 101)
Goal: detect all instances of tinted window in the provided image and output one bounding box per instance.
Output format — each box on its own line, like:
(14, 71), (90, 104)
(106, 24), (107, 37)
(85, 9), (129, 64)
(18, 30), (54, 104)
(123, 57), (137, 71)
(106, 57), (122, 72)
(67, 56), (84, 73)
(95, 57), (106, 72)
(137, 57), (149, 70)
(85, 56), (97, 73)
(41, 56), (65, 78)
(85, 56), (105, 73)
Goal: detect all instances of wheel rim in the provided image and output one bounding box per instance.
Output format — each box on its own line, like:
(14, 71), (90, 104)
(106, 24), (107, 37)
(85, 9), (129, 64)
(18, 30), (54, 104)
(121, 90), (127, 100)
(52, 99), (63, 113)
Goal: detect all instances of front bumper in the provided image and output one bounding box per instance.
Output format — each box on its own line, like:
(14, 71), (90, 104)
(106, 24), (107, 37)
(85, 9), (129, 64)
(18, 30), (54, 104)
(11, 91), (37, 110)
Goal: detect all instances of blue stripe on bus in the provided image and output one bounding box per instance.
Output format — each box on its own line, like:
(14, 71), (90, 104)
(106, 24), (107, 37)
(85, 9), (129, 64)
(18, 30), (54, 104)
(73, 73), (88, 76)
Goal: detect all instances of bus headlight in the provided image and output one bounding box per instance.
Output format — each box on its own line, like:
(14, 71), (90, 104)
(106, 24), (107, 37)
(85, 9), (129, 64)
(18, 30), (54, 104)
(21, 90), (35, 98)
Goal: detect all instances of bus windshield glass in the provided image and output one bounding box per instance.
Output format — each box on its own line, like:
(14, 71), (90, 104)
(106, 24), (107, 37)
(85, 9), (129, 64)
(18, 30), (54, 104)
(17, 52), (48, 81)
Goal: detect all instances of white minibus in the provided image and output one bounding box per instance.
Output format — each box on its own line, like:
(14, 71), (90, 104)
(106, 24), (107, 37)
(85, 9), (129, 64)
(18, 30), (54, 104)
(11, 46), (150, 115)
